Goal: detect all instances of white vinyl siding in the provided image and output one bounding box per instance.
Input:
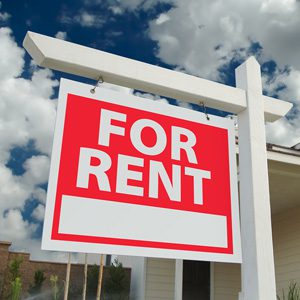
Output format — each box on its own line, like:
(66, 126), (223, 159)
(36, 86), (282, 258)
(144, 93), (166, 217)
(145, 258), (175, 300)
(273, 205), (300, 295)
(213, 262), (241, 300)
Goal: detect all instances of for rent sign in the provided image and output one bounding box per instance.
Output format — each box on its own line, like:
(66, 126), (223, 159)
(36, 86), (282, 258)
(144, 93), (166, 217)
(42, 78), (241, 263)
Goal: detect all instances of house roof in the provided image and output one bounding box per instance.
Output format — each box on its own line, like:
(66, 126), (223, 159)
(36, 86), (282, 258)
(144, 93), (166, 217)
(267, 143), (300, 158)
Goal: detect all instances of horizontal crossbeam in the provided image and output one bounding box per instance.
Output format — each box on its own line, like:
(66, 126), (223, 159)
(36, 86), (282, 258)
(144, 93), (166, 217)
(23, 31), (292, 122)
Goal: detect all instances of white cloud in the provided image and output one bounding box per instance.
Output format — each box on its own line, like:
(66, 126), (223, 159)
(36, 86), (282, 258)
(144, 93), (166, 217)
(0, 164), (30, 214)
(0, 29), (58, 163)
(0, 2), (10, 22)
(0, 27), (58, 260)
(0, 11), (10, 22)
(102, 81), (133, 94)
(115, 0), (172, 11)
(266, 68), (300, 104)
(31, 204), (45, 221)
(0, 156), (49, 218)
(155, 13), (170, 25)
(149, 0), (300, 79)
(149, 0), (247, 80)
(148, 0), (300, 146)
(77, 11), (103, 27)
(0, 28), (24, 81)
(100, 83), (170, 105)
(0, 68), (57, 162)
(31, 187), (47, 204)
(262, 67), (300, 146)
(85, 0), (173, 14)
(55, 31), (67, 40)
(22, 155), (50, 186)
(134, 91), (169, 104)
(109, 5), (123, 15)
(0, 209), (37, 241)
(60, 10), (105, 28)
(266, 117), (300, 147)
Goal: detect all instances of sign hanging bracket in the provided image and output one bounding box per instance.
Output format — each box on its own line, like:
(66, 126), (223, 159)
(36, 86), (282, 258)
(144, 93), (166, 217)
(90, 75), (104, 94)
(199, 101), (210, 121)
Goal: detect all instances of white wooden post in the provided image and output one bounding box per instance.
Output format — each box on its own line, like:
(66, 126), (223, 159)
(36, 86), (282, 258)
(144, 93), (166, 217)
(64, 253), (71, 300)
(82, 253), (88, 300)
(174, 259), (183, 300)
(96, 254), (104, 300)
(236, 57), (277, 299)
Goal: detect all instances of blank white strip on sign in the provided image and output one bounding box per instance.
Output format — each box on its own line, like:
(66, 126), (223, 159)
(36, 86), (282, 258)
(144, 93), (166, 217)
(59, 195), (228, 248)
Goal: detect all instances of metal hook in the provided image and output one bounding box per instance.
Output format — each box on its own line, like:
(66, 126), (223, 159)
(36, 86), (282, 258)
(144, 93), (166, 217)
(90, 76), (104, 94)
(200, 101), (210, 121)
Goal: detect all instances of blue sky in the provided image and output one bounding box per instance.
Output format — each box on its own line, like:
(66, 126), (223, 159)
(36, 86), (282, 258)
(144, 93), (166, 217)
(0, 0), (300, 261)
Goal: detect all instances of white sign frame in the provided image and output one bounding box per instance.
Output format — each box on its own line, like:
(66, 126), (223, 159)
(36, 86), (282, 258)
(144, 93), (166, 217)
(42, 78), (241, 263)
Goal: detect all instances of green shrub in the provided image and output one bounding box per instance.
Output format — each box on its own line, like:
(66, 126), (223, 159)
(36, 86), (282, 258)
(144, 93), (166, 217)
(87, 264), (99, 298)
(28, 270), (46, 296)
(278, 282), (300, 300)
(10, 277), (21, 300)
(8, 257), (23, 281)
(103, 259), (129, 300)
(8, 256), (23, 300)
(50, 275), (63, 300)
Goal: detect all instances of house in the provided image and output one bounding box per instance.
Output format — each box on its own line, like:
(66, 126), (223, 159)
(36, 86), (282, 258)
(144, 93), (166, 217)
(119, 142), (300, 300)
